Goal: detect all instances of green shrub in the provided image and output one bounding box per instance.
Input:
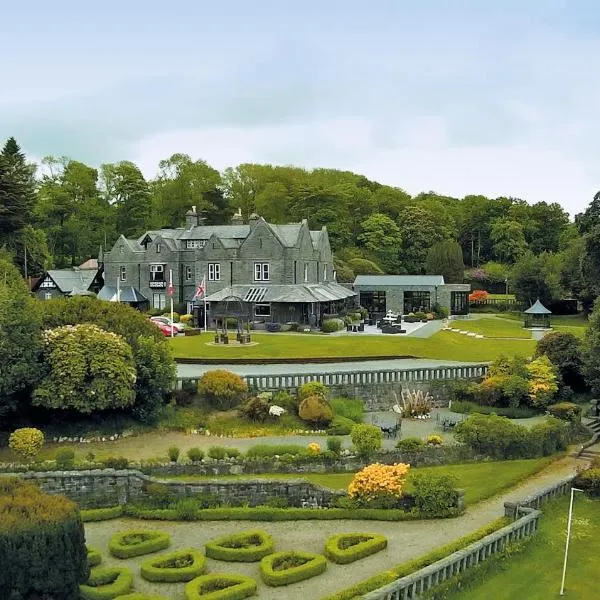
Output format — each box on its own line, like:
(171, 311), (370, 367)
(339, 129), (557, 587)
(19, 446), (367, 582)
(0, 478), (88, 600)
(548, 402), (582, 421)
(80, 566), (133, 600)
(246, 444), (308, 458)
(324, 533), (387, 564)
(322, 318), (344, 333)
(264, 496), (290, 508)
(451, 400), (538, 419)
(272, 390), (299, 414)
(207, 446), (239, 459)
(224, 447), (240, 458)
(141, 548), (206, 582)
(299, 394), (334, 426)
(144, 483), (175, 508)
(108, 530), (171, 559)
(573, 467), (600, 497)
(350, 423), (383, 457)
(101, 456), (129, 469)
(55, 447), (76, 469)
(326, 436), (343, 454)
(411, 473), (460, 517)
(298, 381), (328, 400)
(184, 573), (257, 600)
(198, 370), (248, 410)
(530, 418), (570, 455)
(115, 594), (168, 600)
(260, 551), (327, 586)
(395, 437), (426, 452)
(81, 506), (124, 522)
(205, 530), (275, 562)
(167, 446), (181, 463)
(9, 427), (44, 460)
(187, 447), (205, 463)
(238, 396), (270, 422)
(330, 397), (364, 423)
(87, 546), (102, 567)
(326, 415), (356, 435)
(173, 498), (200, 521)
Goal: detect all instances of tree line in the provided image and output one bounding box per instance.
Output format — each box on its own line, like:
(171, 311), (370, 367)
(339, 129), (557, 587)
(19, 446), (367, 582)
(2, 135), (600, 307)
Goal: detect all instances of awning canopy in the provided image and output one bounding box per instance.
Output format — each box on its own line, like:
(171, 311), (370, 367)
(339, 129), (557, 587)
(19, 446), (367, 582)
(203, 283), (356, 304)
(524, 299), (552, 314)
(98, 285), (147, 303)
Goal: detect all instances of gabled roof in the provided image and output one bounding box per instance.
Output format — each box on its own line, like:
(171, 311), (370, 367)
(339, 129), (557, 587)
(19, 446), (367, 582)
(203, 283), (356, 304)
(78, 258), (98, 270)
(524, 299), (552, 314)
(97, 285), (147, 303)
(42, 269), (99, 294)
(354, 275), (446, 286)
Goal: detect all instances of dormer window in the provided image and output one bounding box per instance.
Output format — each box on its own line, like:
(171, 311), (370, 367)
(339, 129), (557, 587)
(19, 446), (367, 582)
(186, 240), (206, 249)
(156, 243), (161, 253)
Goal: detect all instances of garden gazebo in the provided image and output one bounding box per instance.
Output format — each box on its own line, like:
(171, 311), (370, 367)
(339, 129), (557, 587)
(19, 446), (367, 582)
(523, 299), (552, 329)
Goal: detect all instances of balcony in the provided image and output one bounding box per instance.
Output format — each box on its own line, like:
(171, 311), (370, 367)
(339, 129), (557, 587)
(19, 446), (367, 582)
(149, 280), (166, 289)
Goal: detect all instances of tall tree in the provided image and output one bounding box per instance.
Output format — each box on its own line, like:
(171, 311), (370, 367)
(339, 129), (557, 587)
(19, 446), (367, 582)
(425, 239), (465, 283)
(510, 252), (562, 306)
(358, 213), (402, 272)
(490, 219), (528, 263)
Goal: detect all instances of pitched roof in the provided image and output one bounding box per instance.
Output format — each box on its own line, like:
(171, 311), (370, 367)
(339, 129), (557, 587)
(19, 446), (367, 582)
(524, 299), (552, 314)
(78, 258), (98, 270)
(354, 275), (445, 286)
(97, 285), (147, 303)
(45, 269), (99, 294)
(203, 283), (356, 304)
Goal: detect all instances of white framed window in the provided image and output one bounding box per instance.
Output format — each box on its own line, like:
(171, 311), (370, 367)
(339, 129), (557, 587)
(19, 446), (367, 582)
(304, 263), (309, 282)
(254, 262), (270, 281)
(153, 293), (166, 309)
(323, 265), (327, 281)
(156, 243), (161, 253)
(208, 263), (221, 281)
(44, 292), (52, 300)
(254, 303), (271, 317)
(150, 264), (165, 282)
(186, 240), (206, 249)
(185, 265), (193, 281)
(120, 266), (126, 281)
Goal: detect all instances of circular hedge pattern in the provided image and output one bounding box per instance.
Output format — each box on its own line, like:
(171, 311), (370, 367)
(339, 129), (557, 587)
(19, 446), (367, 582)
(109, 529), (171, 559)
(185, 573), (257, 600)
(324, 532), (387, 564)
(141, 547), (206, 582)
(260, 551), (327, 586)
(205, 529), (274, 562)
(79, 566), (133, 600)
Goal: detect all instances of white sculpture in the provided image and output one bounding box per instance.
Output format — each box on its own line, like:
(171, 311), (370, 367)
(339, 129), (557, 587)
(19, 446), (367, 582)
(268, 405), (286, 417)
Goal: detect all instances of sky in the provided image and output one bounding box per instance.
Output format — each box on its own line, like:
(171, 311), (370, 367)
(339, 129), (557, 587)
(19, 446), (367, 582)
(2, 0), (600, 216)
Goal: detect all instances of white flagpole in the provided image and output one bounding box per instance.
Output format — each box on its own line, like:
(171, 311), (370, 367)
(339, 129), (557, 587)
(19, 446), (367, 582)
(203, 275), (208, 332)
(560, 487), (584, 595)
(116, 276), (120, 303)
(169, 269), (174, 338)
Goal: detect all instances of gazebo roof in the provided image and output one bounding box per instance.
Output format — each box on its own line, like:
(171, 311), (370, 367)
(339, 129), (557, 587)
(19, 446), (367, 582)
(524, 299), (552, 315)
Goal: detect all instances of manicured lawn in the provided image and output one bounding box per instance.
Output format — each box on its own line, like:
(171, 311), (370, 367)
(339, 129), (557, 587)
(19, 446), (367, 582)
(487, 293), (516, 300)
(170, 330), (537, 361)
(449, 494), (600, 599)
(160, 457), (556, 506)
(447, 316), (531, 339)
(496, 312), (589, 328)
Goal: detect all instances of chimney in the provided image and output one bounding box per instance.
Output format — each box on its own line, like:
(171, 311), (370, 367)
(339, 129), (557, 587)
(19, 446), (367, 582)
(231, 207), (244, 225)
(185, 206), (198, 229)
(249, 212), (260, 228)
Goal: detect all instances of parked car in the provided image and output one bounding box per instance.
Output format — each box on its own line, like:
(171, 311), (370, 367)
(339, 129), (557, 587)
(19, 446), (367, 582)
(150, 316), (185, 333)
(151, 320), (178, 337)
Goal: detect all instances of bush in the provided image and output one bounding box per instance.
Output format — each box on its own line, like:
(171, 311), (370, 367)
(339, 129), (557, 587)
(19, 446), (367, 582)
(108, 530), (171, 559)
(198, 369), (248, 410)
(426, 434), (443, 446)
(411, 473), (459, 517)
(173, 498), (201, 521)
(173, 388), (195, 406)
(140, 548), (206, 582)
(326, 415), (356, 435)
(180, 314), (193, 324)
(322, 318), (344, 333)
(101, 456), (129, 469)
(350, 423), (383, 457)
(414, 311), (427, 321)
(205, 530), (275, 562)
(535, 331), (586, 391)
(451, 400), (538, 419)
(395, 437), (425, 453)
(260, 551), (327, 586)
(299, 394), (333, 427)
(548, 402), (582, 422)
(432, 302), (449, 319)
(207, 446), (240, 460)
(184, 573), (257, 600)
(530, 418), (570, 455)
(0, 478), (88, 600)
(115, 595), (168, 600)
(348, 463), (410, 507)
(81, 506), (124, 522)
(238, 396), (270, 422)
(55, 447), (76, 469)
(330, 397), (364, 423)
(326, 436), (343, 455)
(573, 467), (600, 497)
(246, 444), (308, 458)
(298, 381), (328, 400)
(324, 533), (387, 564)
(87, 546), (102, 567)
(187, 447), (205, 463)
(272, 390), (299, 414)
(167, 446), (181, 463)
(80, 567), (133, 600)
(144, 483), (175, 508)
(9, 427), (44, 460)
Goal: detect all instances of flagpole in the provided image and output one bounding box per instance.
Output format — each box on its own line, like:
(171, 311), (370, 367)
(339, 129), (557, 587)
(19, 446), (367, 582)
(116, 276), (120, 303)
(169, 269), (174, 338)
(204, 274), (208, 332)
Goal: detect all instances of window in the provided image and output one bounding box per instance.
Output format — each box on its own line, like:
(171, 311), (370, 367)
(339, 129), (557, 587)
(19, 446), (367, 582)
(304, 263), (309, 282)
(150, 264), (165, 281)
(208, 263), (221, 281)
(451, 291), (469, 315)
(186, 240), (206, 249)
(254, 263), (270, 281)
(360, 291), (386, 315)
(323, 265), (327, 281)
(153, 293), (166, 309)
(403, 291), (431, 314)
(254, 303), (271, 317)
(156, 243), (161, 253)
(185, 265), (193, 281)
(120, 266), (126, 281)
(44, 292), (52, 300)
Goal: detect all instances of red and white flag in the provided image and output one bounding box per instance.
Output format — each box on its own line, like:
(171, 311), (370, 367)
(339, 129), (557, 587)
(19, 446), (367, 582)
(194, 277), (206, 300)
(167, 269), (175, 298)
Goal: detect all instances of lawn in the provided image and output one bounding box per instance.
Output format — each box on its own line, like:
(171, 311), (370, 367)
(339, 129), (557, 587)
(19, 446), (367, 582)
(447, 316), (531, 339)
(448, 494), (600, 599)
(170, 330), (537, 361)
(160, 457), (556, 506)
(496, 312), (589, 328)
(487, 293), (516, 300)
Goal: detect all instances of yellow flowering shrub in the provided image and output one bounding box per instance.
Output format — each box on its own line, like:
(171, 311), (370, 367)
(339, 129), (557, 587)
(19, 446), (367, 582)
(426, 434), (443, 446)
(9, 427), (45, 460)
(348, 463), (410, 505)
(526, 356), (558, 408)
(307, 442), (321, 454)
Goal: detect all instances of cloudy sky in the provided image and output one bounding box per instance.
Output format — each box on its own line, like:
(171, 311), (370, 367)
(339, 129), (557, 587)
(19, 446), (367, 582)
(2, 0), (600, 216)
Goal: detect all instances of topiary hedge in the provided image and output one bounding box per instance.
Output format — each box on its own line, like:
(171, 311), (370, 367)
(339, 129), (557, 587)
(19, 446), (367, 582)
(87, 546), (102, 567)
(140, 547), (206, 582)
(79, 566), (133, 600)
(324, 533), (387, 564)
(205, 530), (274, 562)
(81, 505), (124, 522)
(0, 478), (88, 600)
(109, 529), (171, 559)
(184, 573), (258, 599)
(260, 551), (327, 586)
(116, 594), (168, 600)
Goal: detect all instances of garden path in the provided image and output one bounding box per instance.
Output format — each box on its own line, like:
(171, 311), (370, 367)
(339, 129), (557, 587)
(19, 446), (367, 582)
(83, 454), (589, 600)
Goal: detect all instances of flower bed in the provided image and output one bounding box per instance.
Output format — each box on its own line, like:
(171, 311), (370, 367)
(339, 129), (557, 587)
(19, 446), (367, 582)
(109, 529), (171, 559)
(260, 551), (327, 586)
(79, 567), (133, 600)
(324, 532), (387, 564)
(184, 573), (257, 599)
(205, 530), (275, 562)
(140, 548), (206, 582)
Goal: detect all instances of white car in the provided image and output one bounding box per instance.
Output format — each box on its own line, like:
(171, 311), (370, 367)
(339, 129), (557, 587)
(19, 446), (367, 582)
(150, 316), (186, 333)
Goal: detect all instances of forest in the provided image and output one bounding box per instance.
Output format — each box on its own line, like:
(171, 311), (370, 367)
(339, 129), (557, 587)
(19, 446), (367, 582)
(2, 135), (600, 307)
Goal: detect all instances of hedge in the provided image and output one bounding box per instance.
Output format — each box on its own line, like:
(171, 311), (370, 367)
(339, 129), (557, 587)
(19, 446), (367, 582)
(260, 551), (327, 586)
(87, 546), (102, 567)
(141, 547), (206, 582)
(81, 505), (124, 522)
(79, 567), (133, 600)
(323, 517), (510, 600)
(184, 573), (258, 599)
(109, 529), (171, 559)
(115, 595), (168, 600)
(205, 530), (274, 562)
(324, 533), (387, 564)
(0, 478), (88, 600)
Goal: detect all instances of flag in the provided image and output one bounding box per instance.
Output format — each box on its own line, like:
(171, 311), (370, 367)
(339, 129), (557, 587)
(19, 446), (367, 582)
(194, 277), (206, 300)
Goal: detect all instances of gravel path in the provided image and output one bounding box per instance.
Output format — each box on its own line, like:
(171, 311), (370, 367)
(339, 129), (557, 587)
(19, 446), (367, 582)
(84, 455), (588, 600)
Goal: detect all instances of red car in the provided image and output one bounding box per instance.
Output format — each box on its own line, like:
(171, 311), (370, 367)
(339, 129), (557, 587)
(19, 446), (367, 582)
(152, 321), (177, 337)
